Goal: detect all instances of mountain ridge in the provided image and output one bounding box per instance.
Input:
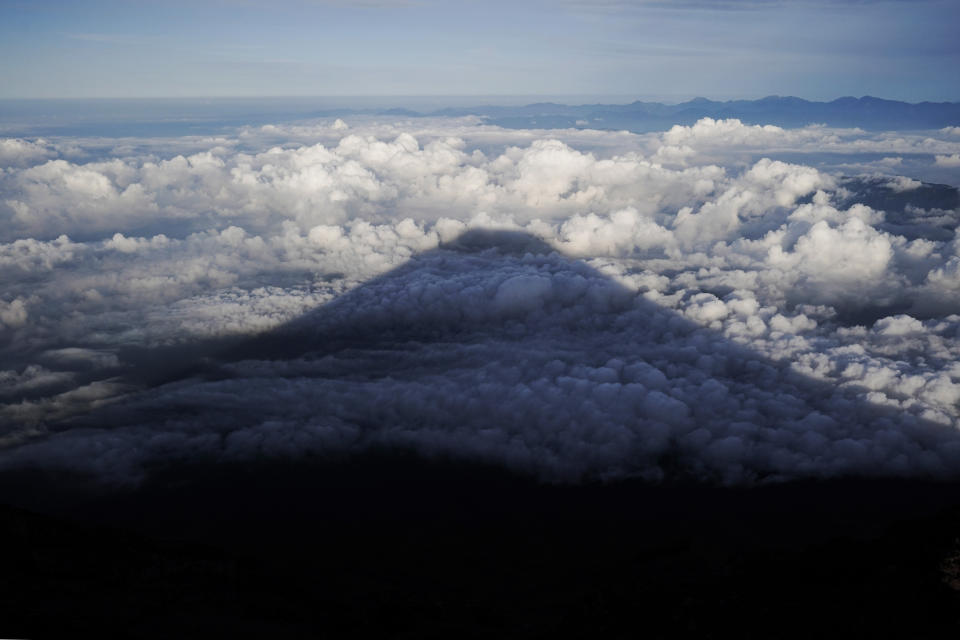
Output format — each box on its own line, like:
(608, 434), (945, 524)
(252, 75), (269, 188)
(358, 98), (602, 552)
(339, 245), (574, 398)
(393, 95), (960, 132)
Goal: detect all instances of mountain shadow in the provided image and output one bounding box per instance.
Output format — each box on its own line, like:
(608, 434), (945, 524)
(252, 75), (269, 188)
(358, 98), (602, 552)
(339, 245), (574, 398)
(11, 227), (960, 487)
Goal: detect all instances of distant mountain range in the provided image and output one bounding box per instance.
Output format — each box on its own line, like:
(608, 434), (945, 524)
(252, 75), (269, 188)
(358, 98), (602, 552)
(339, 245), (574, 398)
(2, 95), (958, 138)
(347, 95), (960, 132)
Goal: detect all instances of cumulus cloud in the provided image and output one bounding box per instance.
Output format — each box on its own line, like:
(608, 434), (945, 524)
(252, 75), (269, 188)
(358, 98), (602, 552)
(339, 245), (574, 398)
(0, 117), (959, 487)
(655, 118), (960, 158)
(0, 298), (28, 329)
(0, 138), (55, 167)
(935, 154), (960, 168)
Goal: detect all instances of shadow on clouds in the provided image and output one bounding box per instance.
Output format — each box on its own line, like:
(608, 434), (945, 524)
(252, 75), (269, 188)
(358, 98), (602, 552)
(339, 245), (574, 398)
(7, 228), (959, 490)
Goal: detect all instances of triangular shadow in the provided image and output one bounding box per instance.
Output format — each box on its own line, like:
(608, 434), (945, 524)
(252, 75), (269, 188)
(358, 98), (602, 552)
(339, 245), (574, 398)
(36, 227), (960, 486)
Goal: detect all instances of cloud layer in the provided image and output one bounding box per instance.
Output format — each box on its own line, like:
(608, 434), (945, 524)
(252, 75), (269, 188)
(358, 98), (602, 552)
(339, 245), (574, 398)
(1, 116), (959, 486)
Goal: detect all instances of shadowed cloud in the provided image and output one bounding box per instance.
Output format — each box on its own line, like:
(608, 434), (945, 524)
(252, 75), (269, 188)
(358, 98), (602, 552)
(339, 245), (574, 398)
(5, 229), (959, 489)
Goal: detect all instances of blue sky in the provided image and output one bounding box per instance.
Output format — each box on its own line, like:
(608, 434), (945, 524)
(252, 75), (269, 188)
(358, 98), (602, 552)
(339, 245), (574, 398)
(1, 0), (958, 101)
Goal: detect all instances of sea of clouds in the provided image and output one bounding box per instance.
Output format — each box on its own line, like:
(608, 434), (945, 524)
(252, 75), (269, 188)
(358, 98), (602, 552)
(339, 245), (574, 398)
(1, 115), (959, 485)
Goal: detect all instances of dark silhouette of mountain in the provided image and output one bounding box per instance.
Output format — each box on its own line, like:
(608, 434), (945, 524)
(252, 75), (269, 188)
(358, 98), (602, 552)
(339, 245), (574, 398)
(3, 465), (960, 639)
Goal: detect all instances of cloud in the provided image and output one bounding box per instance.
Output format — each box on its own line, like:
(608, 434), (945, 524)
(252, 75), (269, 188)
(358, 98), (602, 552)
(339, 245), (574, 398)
(654, 118), (960, 162)
(0, 298), (28, 329)
(0, 138), (55, 167)
(886, 175), (921, 192)
(5, 238), (959, 486)
(935, 154), (960, 167)
(0, 117), (959, 487)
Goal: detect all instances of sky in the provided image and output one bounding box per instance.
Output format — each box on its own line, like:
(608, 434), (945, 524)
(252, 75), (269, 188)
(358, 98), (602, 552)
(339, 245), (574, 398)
(1, 0), (959, 102)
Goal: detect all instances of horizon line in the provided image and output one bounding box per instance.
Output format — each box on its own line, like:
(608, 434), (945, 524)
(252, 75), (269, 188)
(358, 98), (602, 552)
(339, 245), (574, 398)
(2, 94), (960, 106)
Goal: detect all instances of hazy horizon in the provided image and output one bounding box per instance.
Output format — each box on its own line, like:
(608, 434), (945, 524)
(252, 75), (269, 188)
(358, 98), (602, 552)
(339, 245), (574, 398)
(3, 92), (960, 104)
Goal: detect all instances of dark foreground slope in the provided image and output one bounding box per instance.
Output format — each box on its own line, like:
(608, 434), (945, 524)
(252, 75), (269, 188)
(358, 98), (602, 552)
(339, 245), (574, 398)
(3, 457), (960, 639)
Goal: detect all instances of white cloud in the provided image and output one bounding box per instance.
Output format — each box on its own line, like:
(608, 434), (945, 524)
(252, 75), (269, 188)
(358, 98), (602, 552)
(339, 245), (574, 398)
(0, 138), (56, 167)
(663, 118), (789, 148)
(655, 118), (960, 162)
(887, 175), (921, 192)
(0, 298), (28, 329)
(1, 116), (959, 487)
(935, 154), (960, 167)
